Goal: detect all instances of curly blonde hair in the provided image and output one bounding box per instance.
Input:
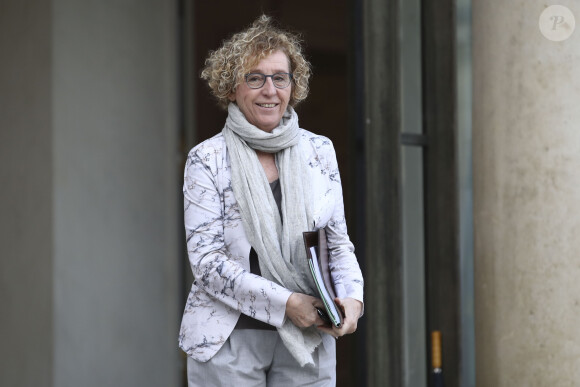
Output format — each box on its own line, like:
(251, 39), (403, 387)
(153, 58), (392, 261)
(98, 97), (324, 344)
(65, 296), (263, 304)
(201, 15), (311, 109)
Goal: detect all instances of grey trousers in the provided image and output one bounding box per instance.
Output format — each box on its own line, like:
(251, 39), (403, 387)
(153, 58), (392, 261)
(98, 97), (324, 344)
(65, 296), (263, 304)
(187, 329), (336, 387)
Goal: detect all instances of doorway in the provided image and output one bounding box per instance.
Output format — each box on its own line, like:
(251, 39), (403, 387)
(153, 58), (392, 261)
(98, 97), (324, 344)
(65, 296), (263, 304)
(179, 1), (366, 385)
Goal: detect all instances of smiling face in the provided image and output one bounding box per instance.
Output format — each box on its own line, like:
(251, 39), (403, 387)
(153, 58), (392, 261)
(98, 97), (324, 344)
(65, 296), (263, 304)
(229, 50), (292, 132)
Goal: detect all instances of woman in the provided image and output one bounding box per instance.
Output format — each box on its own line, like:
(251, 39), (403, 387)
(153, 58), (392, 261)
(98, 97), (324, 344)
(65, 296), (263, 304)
(179, 15), (364, 386)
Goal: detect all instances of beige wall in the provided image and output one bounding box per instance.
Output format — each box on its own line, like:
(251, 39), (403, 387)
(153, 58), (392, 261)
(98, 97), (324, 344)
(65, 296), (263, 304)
(473, 1), (580, 385)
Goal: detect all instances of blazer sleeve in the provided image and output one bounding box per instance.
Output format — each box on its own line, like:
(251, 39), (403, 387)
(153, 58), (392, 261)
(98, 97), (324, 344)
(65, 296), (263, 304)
(321, 140), (365, 307)
(183, 145), (292, 327)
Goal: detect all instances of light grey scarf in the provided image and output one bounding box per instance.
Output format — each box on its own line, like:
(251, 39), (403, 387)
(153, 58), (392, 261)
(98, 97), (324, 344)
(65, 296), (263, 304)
(222, 103), (321, 366)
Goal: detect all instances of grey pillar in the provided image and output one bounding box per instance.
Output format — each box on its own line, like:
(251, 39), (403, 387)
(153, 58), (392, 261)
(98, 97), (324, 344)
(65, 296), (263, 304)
(0, 1), (181, 386)
(473, 1), (580, 385)
(1, 1), (54, 385)
(363, 0), (403, 385)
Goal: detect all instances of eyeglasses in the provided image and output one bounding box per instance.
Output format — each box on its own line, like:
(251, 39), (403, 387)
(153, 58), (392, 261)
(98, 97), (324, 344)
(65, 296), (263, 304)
(244, 72), (293, 89)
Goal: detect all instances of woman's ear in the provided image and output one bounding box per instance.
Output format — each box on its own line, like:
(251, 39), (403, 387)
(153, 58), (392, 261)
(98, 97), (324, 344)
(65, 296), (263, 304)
(228, 92), (236, 102)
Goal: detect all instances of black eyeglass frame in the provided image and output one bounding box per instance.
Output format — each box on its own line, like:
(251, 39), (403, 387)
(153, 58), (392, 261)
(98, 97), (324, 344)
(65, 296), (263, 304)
(244, 72), (294, 89)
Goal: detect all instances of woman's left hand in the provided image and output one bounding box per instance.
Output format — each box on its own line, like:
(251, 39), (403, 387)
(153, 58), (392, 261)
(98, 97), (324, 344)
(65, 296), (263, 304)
(316, 297), (363, 339)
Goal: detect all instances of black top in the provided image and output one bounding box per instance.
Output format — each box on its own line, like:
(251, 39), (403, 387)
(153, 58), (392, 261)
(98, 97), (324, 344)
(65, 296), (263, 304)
(235, 179), (282, 330)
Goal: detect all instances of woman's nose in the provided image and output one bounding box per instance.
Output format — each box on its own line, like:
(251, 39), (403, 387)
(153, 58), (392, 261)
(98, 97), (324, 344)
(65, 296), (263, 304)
(261, 77), (276, 95)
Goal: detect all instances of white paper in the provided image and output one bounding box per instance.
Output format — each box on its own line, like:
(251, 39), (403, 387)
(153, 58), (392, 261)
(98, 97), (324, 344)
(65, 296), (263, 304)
(309, 246), (341, 325)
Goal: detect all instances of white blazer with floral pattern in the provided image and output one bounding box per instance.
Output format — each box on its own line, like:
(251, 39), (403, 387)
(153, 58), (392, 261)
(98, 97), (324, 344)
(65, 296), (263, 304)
(178, 129), (364, 362)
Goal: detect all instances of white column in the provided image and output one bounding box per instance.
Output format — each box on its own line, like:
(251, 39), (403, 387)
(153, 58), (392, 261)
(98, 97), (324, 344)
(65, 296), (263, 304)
(0, 1), (181, 385)
(473, 1), (580, 385)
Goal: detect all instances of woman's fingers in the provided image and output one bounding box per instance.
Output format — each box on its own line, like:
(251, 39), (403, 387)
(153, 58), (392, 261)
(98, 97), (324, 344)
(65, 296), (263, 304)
(315, 297), (363, 338)
(285, 293), (326, 327)
(285, 294), (363, 333)
(312, 298), (325, 310)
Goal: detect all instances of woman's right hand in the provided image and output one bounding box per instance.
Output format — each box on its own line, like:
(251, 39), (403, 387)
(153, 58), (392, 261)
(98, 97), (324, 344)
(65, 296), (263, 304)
(285, 293), (327, 328)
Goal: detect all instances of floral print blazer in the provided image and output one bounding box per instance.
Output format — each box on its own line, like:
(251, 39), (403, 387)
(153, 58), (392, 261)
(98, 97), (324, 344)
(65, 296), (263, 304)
(179, 129), (364, 362)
